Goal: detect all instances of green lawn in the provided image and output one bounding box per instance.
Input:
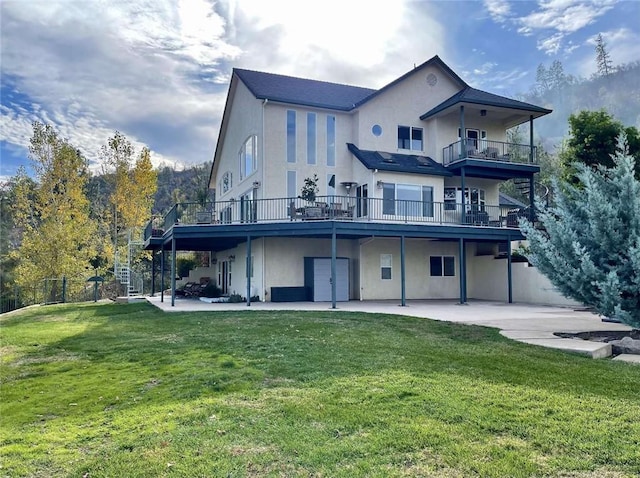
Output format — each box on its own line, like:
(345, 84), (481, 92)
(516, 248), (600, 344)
(1, 302), (639, 477)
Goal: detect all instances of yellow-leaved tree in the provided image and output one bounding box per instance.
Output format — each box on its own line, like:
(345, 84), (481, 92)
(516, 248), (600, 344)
(12, 122), (96, 298)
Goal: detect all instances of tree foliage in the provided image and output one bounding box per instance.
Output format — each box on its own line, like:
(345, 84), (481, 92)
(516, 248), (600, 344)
(521, 151), (640, 328)
(11, 122), (96, 287)
(559, 110), (640, 182)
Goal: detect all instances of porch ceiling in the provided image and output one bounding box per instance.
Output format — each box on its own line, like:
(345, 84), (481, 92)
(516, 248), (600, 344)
(445, 159), (539, 180)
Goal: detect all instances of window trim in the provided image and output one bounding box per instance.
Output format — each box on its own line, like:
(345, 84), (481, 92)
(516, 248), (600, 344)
(239, 135), (258, 180)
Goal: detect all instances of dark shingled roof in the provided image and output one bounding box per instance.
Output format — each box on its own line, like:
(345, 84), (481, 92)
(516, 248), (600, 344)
(347, 143), (452, 177)
(234, 69), (376, 111)
(420, 87), (552, 120)
(499, 192), (528, 208)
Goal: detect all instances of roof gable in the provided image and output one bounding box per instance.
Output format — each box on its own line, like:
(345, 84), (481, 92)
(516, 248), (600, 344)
(421, 86), (552, 120)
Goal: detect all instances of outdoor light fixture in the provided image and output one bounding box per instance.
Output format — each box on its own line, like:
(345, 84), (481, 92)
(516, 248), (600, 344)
(228, 255), (236, 262)
(376, 180), (384, 189)
(480, 109), (487, 116)
(340, 181), (357, 193)
(252, 181), (261, 188)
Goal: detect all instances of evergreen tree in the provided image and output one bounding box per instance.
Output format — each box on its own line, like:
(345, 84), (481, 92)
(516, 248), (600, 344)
(595, 33), (613, 77)
(520, 150), (640, 328)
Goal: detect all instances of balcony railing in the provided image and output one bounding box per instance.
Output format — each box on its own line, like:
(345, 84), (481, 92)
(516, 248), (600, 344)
(145, 195), (532, 241)
(443, 139), (536, 166)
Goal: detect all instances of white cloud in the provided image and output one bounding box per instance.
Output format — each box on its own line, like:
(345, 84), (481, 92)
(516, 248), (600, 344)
(537, 32), (565, 55)
(484, 0), (512, 23)
(473, 62), (497, 75)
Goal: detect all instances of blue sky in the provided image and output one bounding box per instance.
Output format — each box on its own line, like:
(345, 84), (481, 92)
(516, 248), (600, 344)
(1, 0), (639, 181)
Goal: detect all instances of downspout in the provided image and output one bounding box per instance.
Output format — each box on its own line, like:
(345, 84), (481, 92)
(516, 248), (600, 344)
(261, 98), (267, 301)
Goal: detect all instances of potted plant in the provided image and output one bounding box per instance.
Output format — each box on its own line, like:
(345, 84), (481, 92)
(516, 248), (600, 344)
(299, 174), (319, 203)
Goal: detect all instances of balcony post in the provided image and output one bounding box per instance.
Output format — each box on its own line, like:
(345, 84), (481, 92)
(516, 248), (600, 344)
(160, 249), (165, 303)
(246, 235), (252, 307)
(171, 237), (176, 307)
(400, 235), (406, 307)
(459, 105), (465, 159)
(460, 167), (466, 223)
(507, 237), (513, 303)
(459, 238), (467, 304)
(529, 115), (534, 163)
(151, 251), (156, 297)
(331, 223), (337, 309)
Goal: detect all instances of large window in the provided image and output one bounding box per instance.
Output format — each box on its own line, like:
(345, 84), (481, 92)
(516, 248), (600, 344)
(398, 126), (423, 151)
(307, 112), (316, 165)
(382, 183), (433, 217)
(239, 135), (257, 180)
(381, 254), (392, 280)
(326, 115), (336, 166)
(430, 256), (455, 277)
(287, 110), (296, 163)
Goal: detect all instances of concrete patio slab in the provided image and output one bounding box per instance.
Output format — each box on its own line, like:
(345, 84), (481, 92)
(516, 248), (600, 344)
(613, 354), (640, 364)
(145, 296), (634, 359)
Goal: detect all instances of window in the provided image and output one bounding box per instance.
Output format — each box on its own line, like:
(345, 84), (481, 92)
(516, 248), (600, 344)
(398, 126), (423, 151)
(287, 170), (296, 199)
(307, 113), (316, 165)
(239, 135), (257, 180)
(240, 189), (257, 223)
(383, 183), (434, 217)
(381, 254), (392, 280)
(443, 187), (486, 211)
(220, 171), (232, 194)
(430, 256), (455, 277)
(287, 110), (296, 163)
(356, 184), (368, 217)
(326, 115), (336, 166)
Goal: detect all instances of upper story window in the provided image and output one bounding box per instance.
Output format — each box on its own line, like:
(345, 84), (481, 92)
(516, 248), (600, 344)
(239, 135), (257, 180)
(287, 110), (296, 163)
(326, 115), (336, 166)
(307, 113), (316, 165)
(398, 126), (423, 151)
(220, 171), (233, 194)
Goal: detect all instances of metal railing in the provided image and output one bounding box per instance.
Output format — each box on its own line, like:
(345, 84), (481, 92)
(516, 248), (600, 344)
(443, 138), (536, 166)
(144, 195), (533, 241)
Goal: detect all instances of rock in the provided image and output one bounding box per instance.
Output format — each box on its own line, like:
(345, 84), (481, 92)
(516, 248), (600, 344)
(610, 336), (640, 355)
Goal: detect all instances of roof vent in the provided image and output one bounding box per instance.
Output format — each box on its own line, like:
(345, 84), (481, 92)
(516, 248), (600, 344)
(379, 152), (393, 160)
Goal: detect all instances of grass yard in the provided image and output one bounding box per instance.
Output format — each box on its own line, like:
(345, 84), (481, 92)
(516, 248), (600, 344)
(1, 302), (639, 477)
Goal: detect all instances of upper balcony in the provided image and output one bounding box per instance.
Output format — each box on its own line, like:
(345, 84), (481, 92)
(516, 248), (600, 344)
(442, 138), (540, 179)
(144, 195), (533, 243)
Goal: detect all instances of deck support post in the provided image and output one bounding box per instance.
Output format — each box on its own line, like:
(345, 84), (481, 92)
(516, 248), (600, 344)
(331, 223), (337, 309)
(507, 238), (513, 304)
(160, 249), (165, 303)
(151, 251), (156, 297)
(459, 238), (467, 304)
(460, 167), (466, 223)
(400, 235), (406, 306)
(171, 237), (176, 307)
(459, 105), (465, 159)
(246, 236), (252, 307)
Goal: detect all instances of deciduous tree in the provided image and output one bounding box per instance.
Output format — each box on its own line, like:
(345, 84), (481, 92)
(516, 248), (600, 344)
(11, 122), (96, 289)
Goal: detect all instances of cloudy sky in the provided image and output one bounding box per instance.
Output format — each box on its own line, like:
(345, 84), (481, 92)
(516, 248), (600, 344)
(1, 0), (639, 180)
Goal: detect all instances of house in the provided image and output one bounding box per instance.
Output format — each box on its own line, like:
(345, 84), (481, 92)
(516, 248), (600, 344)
(145, 55), (559, 307)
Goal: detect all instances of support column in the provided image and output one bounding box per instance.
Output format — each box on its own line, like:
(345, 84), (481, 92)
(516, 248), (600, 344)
(151, 251), (156, 297)
(458, 238), (467, 304)
(400, 235), (406, 306)
(459, 105), (465, 159)
(331, 223), (337, 309)
(529, 175), (535, 220)
(246, 236), (252, 307)
(460, 167), (466, 224)
(160, 249), (165, 303)
(529, 115), (534, 163)
(507, 238), (513, 304)
(171, 238), (176, 307)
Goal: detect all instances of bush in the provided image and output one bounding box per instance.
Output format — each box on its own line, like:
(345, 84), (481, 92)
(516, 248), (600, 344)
(201, 283), (221, 298)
